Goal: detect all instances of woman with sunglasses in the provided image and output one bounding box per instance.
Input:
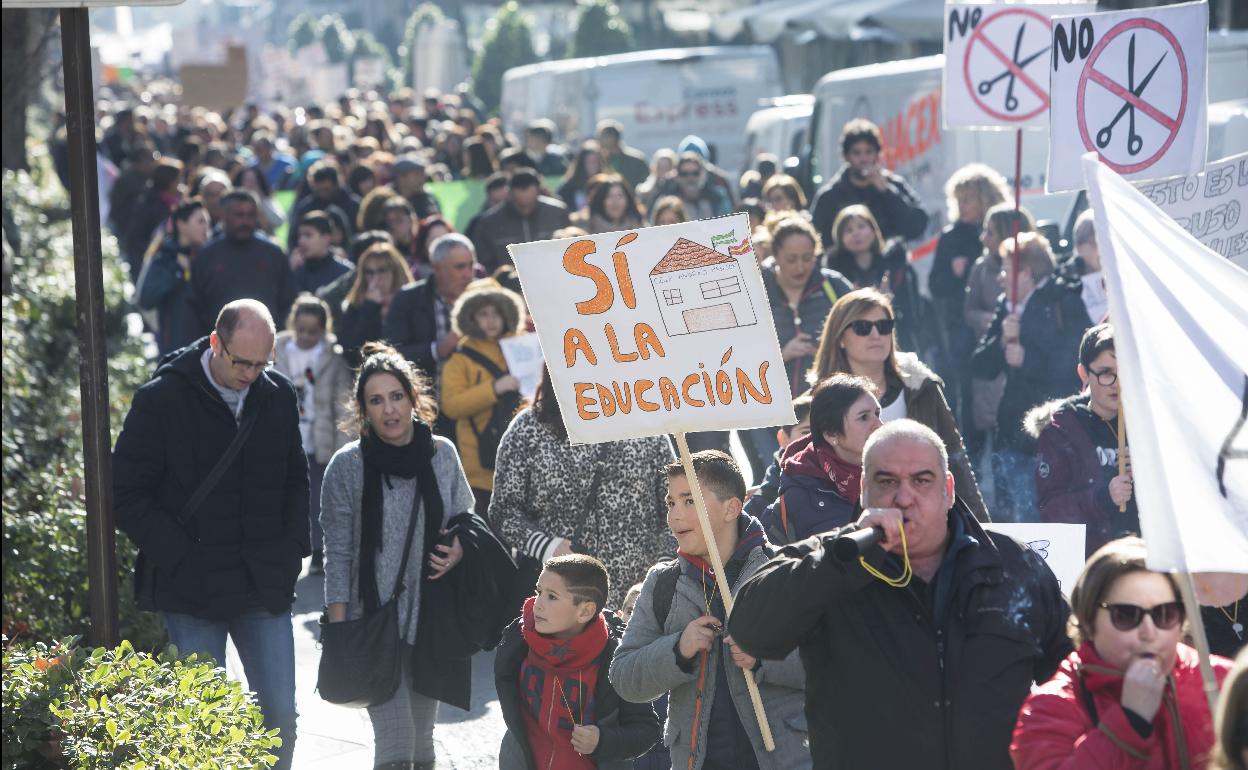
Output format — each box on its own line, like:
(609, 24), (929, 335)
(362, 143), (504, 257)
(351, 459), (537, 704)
(809, 288), (988, 521)
(1012, 536), (1233, 770)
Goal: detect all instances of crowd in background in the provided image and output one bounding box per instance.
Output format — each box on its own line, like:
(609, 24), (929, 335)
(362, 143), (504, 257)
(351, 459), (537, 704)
(90, 79), (1248, 770)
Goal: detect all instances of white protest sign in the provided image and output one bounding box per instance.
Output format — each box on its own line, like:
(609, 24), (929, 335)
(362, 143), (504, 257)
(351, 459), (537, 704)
(943, 2), (1094, 129)
(1133, 151), (1248, 269)
(1047, 1), (1208, 192)
(499, 334), (545, 402)
(508, 214), (794, 445)
(985, 523), (1087, 595)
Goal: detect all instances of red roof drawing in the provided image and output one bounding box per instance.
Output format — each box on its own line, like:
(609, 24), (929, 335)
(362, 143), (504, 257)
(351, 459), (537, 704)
(649, 238), (737, 276)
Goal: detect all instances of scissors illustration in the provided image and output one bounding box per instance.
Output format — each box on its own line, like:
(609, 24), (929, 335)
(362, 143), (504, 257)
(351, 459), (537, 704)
(1096, 34), (1167, 156)
(977, 23), (1048, 112)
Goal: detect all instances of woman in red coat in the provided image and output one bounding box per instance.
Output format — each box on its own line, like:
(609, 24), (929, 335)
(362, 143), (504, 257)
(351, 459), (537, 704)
(1012, 536), (1232, 769)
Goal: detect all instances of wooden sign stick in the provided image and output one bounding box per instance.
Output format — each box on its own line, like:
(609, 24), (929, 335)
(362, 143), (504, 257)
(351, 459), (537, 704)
(674, 432), (775, 752)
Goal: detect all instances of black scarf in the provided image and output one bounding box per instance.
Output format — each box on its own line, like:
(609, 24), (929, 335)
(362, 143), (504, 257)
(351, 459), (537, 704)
(359, 418), (444, 611)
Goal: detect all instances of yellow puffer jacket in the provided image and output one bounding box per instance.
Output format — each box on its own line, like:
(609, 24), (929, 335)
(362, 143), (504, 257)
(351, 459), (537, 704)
(440, 335), (510, 491)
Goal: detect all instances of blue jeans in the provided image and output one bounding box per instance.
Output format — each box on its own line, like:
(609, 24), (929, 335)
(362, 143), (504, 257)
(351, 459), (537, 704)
(163, 608), (298, 770)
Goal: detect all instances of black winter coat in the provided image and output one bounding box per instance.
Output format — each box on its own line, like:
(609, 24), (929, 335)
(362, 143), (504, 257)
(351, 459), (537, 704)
(495, 611), (660, 770)
(971, 276), (1092, 451)
(381, 277), (443, 382)
(810, 164), (929, 246)
(113, 338), (310, 619)
(729, 501), (1071, 770)
(410, 512), (517, 710)
(470, 197), (570, 273)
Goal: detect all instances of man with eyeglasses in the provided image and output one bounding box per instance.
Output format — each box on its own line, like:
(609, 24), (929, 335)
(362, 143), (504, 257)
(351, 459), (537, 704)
(1027, 323), (1138, 557)
(658, 151), (732, 221)
(114, 299), (308, 770)
(730, 420), (1071, 770)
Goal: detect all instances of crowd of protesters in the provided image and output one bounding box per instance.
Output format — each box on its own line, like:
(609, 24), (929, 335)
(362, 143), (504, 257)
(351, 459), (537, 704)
(96, 80), (1248, 770)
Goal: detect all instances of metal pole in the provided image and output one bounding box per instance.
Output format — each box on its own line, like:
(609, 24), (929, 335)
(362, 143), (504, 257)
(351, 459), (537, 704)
(60, 6), (119, 648)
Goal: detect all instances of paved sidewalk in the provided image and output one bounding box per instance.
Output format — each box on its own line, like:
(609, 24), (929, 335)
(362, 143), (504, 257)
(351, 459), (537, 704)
(228, 568), (506, 769)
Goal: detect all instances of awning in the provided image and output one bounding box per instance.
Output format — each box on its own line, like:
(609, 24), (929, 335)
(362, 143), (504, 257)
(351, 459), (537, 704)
(715, 0), (943, 44)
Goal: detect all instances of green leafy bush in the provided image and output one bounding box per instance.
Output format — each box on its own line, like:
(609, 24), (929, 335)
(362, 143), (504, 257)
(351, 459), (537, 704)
(2, 638), (280, 769)
(2, 153), (163, 651)
(470, 1), (539, 116)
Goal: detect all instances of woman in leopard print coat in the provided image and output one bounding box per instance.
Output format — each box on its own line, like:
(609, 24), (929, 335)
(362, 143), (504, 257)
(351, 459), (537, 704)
(489, 372), (675, 608)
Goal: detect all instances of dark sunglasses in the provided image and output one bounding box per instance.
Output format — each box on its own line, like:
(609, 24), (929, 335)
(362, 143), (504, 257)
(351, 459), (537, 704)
(848, 319), (895, 337)
(1099, 601), (1185, 631)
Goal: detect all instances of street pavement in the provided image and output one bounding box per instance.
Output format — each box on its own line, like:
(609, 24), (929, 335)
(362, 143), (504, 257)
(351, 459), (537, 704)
(227, 567), (506, 769)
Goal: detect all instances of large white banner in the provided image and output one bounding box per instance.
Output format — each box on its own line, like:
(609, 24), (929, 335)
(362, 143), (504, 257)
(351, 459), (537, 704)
(508, 214), (795, 445)
(943, 2), (1094, 129)
(1082, 153), (1248, 574)
(1048, 2), (1208, 192)
(1133, 151), (1248, 270)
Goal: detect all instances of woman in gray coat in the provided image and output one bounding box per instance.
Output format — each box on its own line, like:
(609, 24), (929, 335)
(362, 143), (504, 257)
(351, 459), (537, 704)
(320, 343), (476, 770)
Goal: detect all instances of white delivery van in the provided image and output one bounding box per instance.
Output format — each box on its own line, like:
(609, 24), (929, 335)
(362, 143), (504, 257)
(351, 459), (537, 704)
(742, 95), (814, 174)
(801, 31), (1248, 258)
(500, 46), (783, 174)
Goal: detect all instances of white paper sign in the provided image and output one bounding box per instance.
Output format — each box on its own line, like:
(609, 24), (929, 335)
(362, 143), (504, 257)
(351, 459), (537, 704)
(985, 523), (1087, 594)
(499, 334), (545, 402)
(1132, 151), (1248, 269)
(508, 214), (795, 445)
(943, 2), (1095, 129)
(1047, 1), (1208, 192)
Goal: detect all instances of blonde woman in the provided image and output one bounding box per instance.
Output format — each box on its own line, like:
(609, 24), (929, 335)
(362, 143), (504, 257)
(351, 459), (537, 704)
(809, 288), (988, 521)
(337, 242), (414, 367)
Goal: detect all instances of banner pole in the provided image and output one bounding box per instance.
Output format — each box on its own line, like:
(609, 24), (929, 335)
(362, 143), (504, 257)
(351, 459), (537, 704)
(674, 432), (775, 752)
(1177, 571), (1222, 719)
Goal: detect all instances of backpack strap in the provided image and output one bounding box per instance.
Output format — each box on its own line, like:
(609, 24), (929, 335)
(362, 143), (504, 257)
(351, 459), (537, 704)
(453, 346), (507, 379)
(177, 407), (260, 529)
(650, 558), (682, 630)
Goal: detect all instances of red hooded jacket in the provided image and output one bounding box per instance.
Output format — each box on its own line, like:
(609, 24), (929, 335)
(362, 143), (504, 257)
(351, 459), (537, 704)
(1011, 642), (1230, 770)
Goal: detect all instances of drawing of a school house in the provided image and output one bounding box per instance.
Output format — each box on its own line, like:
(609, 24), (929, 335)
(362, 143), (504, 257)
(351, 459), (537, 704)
(649, 238), (758, 336)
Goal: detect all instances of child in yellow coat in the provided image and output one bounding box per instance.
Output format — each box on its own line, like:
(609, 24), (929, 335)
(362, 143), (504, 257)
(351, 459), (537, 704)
(440, 281), (528, 516)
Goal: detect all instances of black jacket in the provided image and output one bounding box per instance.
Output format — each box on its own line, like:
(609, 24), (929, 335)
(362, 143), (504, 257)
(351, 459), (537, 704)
(112, 338), (310, 619)
(810, 164), (929, 246)
(729, 501), (1071, 770)
(971, 276), (1092, 451)
(410, 512), (517, 710)
(381, 276), (444, 381)
(135, 236), (202, 356)
(470, 197), (570, 273)
(495, 611), (660, 770)
(827, 239), (929, 355)
(190, 234), (296, 336)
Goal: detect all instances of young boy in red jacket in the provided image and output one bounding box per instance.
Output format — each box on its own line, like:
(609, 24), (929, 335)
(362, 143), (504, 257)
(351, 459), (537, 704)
(495, 554), (660, 770)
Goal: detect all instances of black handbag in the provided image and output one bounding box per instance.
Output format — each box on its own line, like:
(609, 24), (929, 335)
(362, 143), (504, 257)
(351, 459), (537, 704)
(315, 487), (423, 708)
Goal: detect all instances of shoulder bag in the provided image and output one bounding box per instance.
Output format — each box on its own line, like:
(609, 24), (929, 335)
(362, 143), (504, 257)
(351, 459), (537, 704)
(315, 486), (423, 708)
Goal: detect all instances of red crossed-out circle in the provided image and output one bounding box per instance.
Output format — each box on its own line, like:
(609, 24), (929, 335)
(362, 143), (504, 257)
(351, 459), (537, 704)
(1076, 18), (1188, 174)
(963, 7), (1052, 123)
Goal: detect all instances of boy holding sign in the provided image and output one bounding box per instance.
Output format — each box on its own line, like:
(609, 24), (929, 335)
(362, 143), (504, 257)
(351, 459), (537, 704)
(610, 451), (811, 770)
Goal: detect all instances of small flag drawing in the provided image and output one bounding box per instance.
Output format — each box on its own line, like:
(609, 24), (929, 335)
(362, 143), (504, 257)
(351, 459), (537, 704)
(710, 232), (737, 251)
(728, 238), (753, 257)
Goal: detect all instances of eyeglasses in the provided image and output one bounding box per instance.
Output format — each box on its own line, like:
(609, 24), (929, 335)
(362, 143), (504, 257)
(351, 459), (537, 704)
(1088, 367), (1118, 386)
(848, 319), (896, 337)
(1099, 601), (1185, 631)
(219, 338), (273, 373)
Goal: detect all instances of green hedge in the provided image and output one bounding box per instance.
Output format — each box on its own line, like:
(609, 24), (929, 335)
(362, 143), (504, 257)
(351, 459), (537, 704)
(2, 638), (280, 769)
(2, 154), (163, 651)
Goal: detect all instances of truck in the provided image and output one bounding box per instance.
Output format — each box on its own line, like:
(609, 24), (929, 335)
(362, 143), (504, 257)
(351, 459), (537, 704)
(796, 31), (1248, 261)
(741, 95), (814, 174)
(500, 46), (783, 174)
